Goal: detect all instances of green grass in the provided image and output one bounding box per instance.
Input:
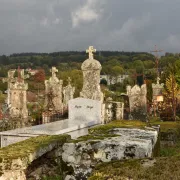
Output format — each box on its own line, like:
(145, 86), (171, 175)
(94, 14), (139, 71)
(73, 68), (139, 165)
(149, 117), (180, 132)
(89, 157), (180, 180)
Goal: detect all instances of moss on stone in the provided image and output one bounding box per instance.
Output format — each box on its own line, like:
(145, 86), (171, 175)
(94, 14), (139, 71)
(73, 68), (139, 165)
(68, 134), (120, 143)
(89, 120), (146, 135)
(0, 134), (70, 169)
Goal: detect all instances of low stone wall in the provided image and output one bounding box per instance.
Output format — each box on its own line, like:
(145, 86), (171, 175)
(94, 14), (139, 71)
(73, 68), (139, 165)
(0, 134), (70, 180)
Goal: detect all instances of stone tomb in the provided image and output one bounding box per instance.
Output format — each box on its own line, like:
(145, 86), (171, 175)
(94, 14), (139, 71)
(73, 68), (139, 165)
(68, 97), (102, 123)
(0, 118), (98, 148)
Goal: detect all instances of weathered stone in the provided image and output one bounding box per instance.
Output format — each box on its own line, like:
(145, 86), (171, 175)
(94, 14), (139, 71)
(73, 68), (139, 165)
(0, 135), (70, 180)
(43, 67), (63, 123)
(104, 100), (124, 123)
(3, 69), (29, 119)
(63, 77), (75, 109)
(2, 69), (16, 107)
(127, 84), (147, 119)
(45, 67), (63, 112)
(152, 77), (164, 101)
(80, 46), (103, 103)
(62, 127), (158, 179)
(65, 175), (76, 180)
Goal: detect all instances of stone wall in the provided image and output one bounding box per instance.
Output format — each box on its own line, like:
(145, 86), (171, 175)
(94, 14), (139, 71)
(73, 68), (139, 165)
(0, 134), (70, 180)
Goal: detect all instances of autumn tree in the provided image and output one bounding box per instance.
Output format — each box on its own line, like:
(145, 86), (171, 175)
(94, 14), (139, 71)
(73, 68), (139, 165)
(165, 74), (180, 121)
(34, 69), (45, 82)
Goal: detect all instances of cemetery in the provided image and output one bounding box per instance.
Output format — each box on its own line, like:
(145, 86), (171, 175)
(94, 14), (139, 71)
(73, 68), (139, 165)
(0, 46), (179, 180)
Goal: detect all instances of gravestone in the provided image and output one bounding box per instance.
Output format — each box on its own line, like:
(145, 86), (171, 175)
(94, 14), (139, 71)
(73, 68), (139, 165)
(68, 98), (102, 124)
(8, 69), (29, 119)
(152, 77), (164, 101)
(105, 98), (124, 123)
(127, 84), (147, 120)
(44, 67), (63, 112)
(2, 70), (16, 107)
(63, 77), (75, 110)
(80, 46), (103, 102)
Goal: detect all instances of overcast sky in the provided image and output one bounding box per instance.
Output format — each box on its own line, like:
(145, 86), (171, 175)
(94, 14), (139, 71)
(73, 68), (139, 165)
(0, 0), (180, 55)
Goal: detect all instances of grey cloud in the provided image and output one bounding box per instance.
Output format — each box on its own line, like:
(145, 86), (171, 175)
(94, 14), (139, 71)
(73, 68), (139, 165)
(0, 0), (180, 55)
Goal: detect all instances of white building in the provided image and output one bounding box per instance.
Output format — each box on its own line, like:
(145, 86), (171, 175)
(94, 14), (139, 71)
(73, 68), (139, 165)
(100, 74), (129, 85)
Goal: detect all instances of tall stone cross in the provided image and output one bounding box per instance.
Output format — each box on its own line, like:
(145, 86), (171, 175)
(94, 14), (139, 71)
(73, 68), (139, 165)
(86, 46), (96, 59)
(150, 45), (163, 78)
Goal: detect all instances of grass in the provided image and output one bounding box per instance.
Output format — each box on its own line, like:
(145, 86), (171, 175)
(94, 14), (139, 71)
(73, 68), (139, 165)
(149, 116), (180, 131)
(88, 157), (180, 180)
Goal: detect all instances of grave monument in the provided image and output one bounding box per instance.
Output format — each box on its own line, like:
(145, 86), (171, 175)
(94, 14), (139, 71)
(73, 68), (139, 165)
(44, 67), (63, 112)
(2, 70), (16, 107)
(63, 77), (75, 110)
(127, 84), (147, 119)
(3, 68), (29, 119)
(80, 46), (104, 102)
(152, 77), (164, 102)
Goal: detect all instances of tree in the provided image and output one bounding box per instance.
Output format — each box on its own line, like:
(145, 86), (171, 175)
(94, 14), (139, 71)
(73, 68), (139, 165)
(165, 74), (180, 121)
(34, 69), (45, 82)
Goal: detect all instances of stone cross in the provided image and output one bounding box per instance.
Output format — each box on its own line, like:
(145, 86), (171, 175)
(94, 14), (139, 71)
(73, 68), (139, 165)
(86, 46), (96, 59)
(67, 77), (72, 85)
(63, 77), (75, 108)
(2, 70), (16, 84)
(50, 67), (58, 78)
(157, 77), (160, 84)
(18, 68), (29, 83)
